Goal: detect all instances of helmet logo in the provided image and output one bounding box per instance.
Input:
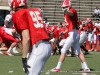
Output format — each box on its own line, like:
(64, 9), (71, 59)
(8, 0), (13, 6)
(19, 0), (25, 6)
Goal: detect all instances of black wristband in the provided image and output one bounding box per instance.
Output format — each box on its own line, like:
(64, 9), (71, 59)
(22, 58), (27, 65)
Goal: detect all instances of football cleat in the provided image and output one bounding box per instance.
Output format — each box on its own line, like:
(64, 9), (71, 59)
(88, 49), (93, 52)
(84, 52), (89, 55)
(80, 69), (90, 73)
(49, 68), (60, 72)
(5, 52), (14, 56)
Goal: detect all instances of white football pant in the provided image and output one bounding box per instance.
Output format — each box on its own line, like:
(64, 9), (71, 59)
(61, 29), (80, 55)
(79, 31), (87, 46)
(92, 34), (96, 44)
(59, 39), (66, 46)
(87, 32), (94, 42)
(27, 40), (52, 75)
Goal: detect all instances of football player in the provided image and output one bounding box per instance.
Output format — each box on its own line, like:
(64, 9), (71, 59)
(50, 0), (90, 73)
(4, 10), (14, 28)
(0, 26), (19, 56)
(86, 18), (94, 51)
(8, 0), (52, 75)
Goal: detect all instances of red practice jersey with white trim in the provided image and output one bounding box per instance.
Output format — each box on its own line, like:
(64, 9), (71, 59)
(12, 8), (49, 46)
(64, 7), (78, 32)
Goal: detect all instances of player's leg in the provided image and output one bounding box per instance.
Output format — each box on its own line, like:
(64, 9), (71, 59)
(72, 31), (90, 72)
(0, 41), (7, 54)
(49, 38), (56, 55)
(73, 41), (90, 72)
(2, 32), (19, 56)
(58, 39), (66, 55)
(78, 52), (90, 72)
(50, 30), (80, 72)
(52, 38), (58, 55)
(80, 45), (89, 55)
(50, 37), (74, 72)
(13, 42), (22, 53)
(79, 33), (89, 54)
(88, 33), (93, 51)
(97, 35), (100, 45)
(93, 34), (97, 51)
(27, 41), (52, 75)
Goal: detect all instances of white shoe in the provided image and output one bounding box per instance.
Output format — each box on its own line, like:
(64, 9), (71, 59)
(80, 69), (90, 73)
(13, 50), (19, 53)
(67, 54), (71, 57)
(49, 67), (60, 72)
(0, 51), (4, 54)
(51, 53), (53, 55)
(5, 52), (13, 56)
(94, 50), (97, 51)
(88, 50), (93, 52)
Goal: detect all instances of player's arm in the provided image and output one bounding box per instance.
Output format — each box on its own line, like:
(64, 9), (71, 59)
(21, 29), (30, 74)
(5, 20), (9, 28)
(4, 15), (11, 28)
(21, 29), (30, 58)
(63, 28), (68, 34)
(64, 7), (74, 16)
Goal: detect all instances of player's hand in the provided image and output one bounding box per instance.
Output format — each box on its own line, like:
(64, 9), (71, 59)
(22, 58), (30, 74)
(61, 32), (65, 35)
(64, 7), (70, 14)
(62, 31), (66, 35)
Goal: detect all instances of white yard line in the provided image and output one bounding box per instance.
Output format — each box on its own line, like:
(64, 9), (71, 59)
(42, 70), (100, 73)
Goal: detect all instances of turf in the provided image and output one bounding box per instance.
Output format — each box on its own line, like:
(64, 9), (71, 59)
(0, 52), (100, 75)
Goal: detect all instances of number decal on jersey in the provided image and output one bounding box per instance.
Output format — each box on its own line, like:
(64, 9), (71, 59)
(30, 11), (43, 28)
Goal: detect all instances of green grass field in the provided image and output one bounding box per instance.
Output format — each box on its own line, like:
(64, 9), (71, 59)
(0, 52), (100, 75)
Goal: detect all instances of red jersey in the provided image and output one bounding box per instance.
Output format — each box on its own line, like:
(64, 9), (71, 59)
(59, 27), (69, 40)
(47, 25), (57, 34)
(0, 36), (3, 42)
(64, 7), (78, 32)
(83, 26), (87, 31)
(77, 20), (82, 25)
(94, 26), (100, 35)
(0, 27), (5, 36)
(87, 22), (93, 31)
(12, 8), (49, 46)
(53, 29), (59, 38)
(0, 26), (18, 48)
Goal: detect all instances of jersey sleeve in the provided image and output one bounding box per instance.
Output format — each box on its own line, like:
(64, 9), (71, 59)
(5, 14), (12, 22)
(12, 11), (29, 30)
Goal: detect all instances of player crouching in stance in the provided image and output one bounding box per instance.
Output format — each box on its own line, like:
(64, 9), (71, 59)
(0, 26), (20, 56)
(8, 0), (52, 75)
(50, 0), (90, 73)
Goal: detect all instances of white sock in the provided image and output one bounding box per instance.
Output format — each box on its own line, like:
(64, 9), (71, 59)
(56, 62), (62, 69)
(81, 62), (84, 69)
(27, 53), (29, 58)
(7, 47), (12, 52)
(82, 62), (89, 69)
(13, 47), (16, 51)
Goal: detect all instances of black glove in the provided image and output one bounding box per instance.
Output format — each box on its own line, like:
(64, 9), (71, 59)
(64, 9), (67, 14)
(22, 58), (30, 74)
